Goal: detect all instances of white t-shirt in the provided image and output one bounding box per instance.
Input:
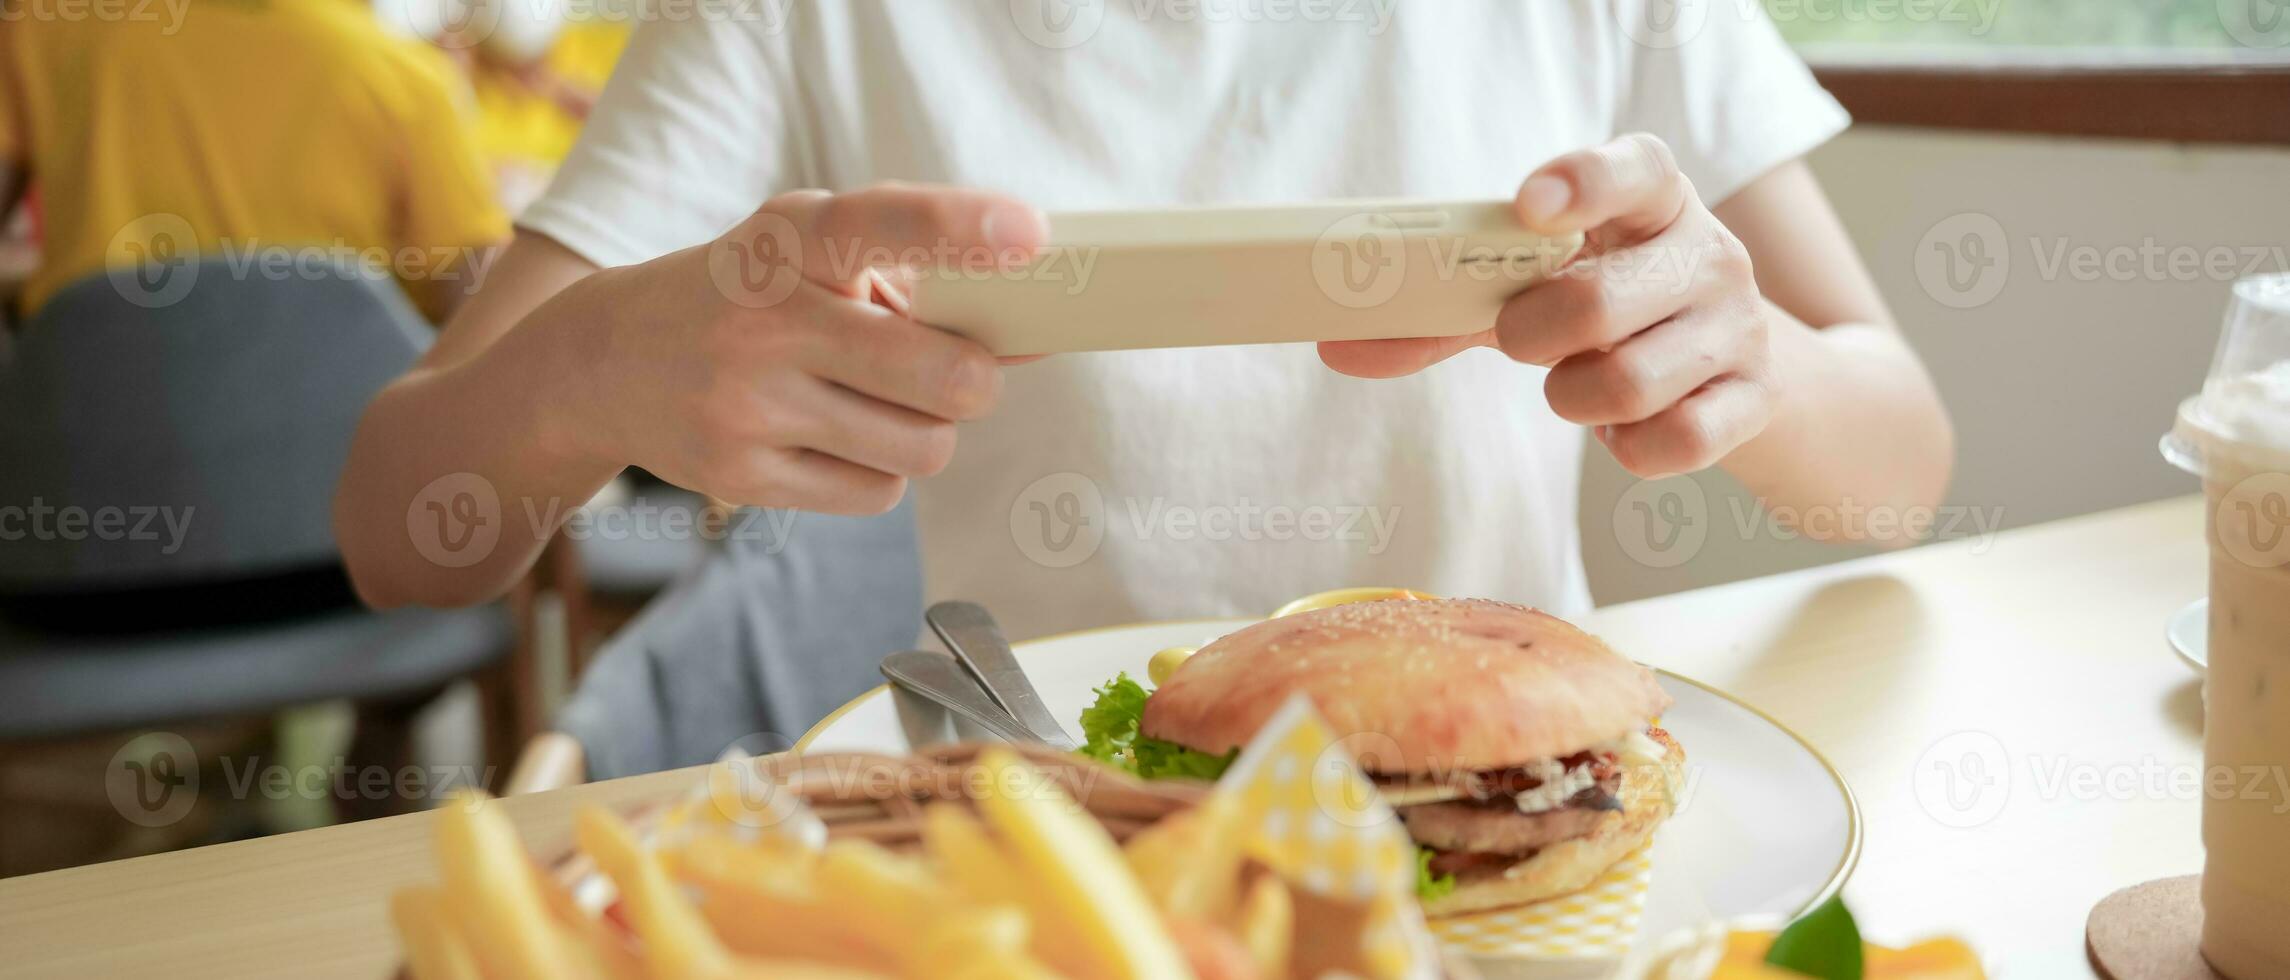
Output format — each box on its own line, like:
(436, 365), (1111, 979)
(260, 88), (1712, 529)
(521, 1), (1847, 640)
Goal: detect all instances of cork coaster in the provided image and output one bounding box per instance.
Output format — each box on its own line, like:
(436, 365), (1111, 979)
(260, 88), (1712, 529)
(2086, 875), (2222, 980)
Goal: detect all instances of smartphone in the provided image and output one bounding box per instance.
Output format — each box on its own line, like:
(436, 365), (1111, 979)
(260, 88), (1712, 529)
(909, 199), (1584, 356)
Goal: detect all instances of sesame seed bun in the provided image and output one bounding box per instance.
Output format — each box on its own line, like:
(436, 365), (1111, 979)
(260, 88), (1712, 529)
(1139, 598), (1671, 773)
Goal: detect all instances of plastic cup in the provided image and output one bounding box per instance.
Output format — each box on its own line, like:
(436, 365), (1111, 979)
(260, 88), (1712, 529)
(2161, 272), (2290, 980)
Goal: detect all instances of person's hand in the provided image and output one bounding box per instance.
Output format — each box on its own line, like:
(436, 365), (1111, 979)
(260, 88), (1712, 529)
(553, 184), (1046, 513)
(1319, 133), (1777, 478)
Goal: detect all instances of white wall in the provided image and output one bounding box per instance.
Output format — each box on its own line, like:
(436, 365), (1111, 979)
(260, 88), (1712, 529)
(1580, 128), (2290, 604)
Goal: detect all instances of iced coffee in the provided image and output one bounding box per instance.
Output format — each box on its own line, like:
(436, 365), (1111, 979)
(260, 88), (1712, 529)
(2166, 274), (2290, 979)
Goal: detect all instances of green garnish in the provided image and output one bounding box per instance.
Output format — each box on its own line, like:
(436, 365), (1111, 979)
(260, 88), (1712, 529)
(1764, 896), (1865, 980)
(1077, 673), (1236, 781)
(1414, 847), (1458, 902)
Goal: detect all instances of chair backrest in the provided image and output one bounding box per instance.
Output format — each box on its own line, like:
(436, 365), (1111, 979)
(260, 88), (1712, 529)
(0, 258), (429, 589)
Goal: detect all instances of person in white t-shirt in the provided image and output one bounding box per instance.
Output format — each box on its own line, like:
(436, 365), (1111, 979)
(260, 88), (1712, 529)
(336, 3), (1952, 644)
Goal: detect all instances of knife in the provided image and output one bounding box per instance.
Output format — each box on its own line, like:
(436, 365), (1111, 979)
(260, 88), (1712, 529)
(925, 601), (1079, 750)
(879, 649), (1045, 746)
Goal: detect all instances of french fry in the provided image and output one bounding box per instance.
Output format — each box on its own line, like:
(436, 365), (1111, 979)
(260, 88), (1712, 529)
(577, 805), (737, 980)
(815, 839), (958, 971)
(669, 831), (818, 894)
(922, 804), (1025, 905)
(924, 803), (1096, 975)
(1167, 917), (1261, 980)
(391, 886), (484, 980)
(1234, 874), (1294, 980)
(433, 790), (580, 980)
(531, 859), (644, 980)
(1124, 789), (1248, 921)
(917, 904), (1029, 960)
(973, 747), (1192, 980)
(666, 845), (897, 972)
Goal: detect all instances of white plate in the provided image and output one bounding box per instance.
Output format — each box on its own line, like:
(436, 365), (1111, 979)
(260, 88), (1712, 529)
(2169, 597), (2208, 673)
(800, 618), (1861, 950)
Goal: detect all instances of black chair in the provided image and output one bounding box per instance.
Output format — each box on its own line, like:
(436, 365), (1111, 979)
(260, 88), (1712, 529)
(0, 260), (519, 857)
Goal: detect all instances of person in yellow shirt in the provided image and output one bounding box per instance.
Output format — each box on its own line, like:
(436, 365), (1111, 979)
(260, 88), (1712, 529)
(0, 0), (511, 325)
(463, 18), (631, 211)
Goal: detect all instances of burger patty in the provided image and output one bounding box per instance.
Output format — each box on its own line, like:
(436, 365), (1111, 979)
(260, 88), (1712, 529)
(1398, 770), (1623, 854)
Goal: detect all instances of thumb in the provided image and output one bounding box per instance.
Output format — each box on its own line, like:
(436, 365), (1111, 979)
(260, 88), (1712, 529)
(1514, 133), (1693, 247)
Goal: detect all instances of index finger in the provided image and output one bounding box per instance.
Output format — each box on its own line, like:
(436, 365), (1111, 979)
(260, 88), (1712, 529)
(1514, 132), (1692, 246)
(766, 184), (1049, 299)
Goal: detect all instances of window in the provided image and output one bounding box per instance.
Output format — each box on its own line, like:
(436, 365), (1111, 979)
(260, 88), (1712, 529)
(1768, 0), (2287, 53)
(1763, 0), (2290, 144)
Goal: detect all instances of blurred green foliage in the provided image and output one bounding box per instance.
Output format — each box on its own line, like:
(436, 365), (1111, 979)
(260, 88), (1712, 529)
(1765, 0), (2258, 48)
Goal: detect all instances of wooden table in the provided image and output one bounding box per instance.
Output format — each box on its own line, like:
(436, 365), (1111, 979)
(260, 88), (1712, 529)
(0, 497), (2213, 978)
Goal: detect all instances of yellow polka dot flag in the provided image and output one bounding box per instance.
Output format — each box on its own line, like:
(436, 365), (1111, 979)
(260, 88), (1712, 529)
(1213, 694), (1441, 979)
(1213, 695), (1658, 971)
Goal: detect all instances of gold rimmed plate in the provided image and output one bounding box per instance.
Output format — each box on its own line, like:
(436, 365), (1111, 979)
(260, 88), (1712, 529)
(803, 616), (1861, 949)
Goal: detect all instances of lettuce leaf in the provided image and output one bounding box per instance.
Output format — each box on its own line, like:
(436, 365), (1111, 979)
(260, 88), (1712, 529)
(1415, 847), (1458, 902)
(1077, 673), (1235, 780)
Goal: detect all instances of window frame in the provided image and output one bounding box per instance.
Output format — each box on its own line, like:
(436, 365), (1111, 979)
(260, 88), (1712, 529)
(1808, 56), (2290, 145)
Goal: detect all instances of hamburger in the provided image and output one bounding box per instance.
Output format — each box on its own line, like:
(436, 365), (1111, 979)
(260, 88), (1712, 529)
(1137, 597), (1684, 917)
